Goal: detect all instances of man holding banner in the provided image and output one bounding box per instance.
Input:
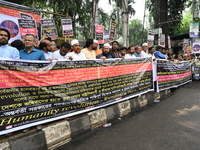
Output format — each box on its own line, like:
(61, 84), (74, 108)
(0, 28), (19, 59)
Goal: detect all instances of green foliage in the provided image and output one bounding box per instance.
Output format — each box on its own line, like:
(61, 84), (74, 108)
(173, 9), (193, 35)
(4, 0), (93, 39)
(129, 19), (147, 46)
(98, 8), (110, 30)
(146, 0), (194, 36)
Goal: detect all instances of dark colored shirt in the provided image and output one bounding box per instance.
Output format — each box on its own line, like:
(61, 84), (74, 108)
(20, 48), (46, 61)
(109, 50), (121, 58)
(96, 53), (113, 59)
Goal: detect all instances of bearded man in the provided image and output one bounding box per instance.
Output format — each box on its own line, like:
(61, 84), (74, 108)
(0, 28), (19, 59)
(67, 39), (86, 60)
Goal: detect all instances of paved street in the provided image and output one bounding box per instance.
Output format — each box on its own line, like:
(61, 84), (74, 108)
(58, 82), (200, 150)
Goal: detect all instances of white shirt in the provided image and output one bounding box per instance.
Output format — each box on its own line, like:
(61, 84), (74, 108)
(44, 51), (53, 60)
(148, 53), (156, 59)
(0, 44), (20, 59)
(124, 53), (136, 59)
(52, 50), (70, 60)
(140, 50), (149, 57)
(66, 51), (86, 60)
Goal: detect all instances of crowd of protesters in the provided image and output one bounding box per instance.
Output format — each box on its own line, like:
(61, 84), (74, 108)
(1, 28), (199, 63)
(1, 27), (199, 135)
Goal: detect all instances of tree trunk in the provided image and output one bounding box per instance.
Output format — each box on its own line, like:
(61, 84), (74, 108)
(159, 0), (168, 48)
(122, 0), (128, 47)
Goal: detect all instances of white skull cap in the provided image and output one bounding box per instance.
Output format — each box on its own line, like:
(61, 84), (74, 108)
(103, 43), (111, 48)
(71, 39), (79, 46)
(142, 43), (148, 46)
(94, 40), (98, 44)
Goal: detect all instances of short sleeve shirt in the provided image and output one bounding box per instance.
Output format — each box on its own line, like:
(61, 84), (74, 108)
(20, 48), (46, 61)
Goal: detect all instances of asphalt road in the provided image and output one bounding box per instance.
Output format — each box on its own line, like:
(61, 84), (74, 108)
(58, 82), (200, 150)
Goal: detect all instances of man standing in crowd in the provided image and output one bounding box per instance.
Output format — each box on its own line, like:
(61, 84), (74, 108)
(109, 41), (121, 58)
(50, 41), (58, 53)
(142, 43), (149, 53)
(67, 39), (86, 60)
(119, 47), (127, 59)
(96, 43), (112, 59)
(148, 47), (156, 60)
(53, 42), (72, 60)
(140, 43), (149, 57)
(0, 28), (20, 59)
(93, 40), (102, 56)
(134, 46), (141, 57)
(39, 40), (53, 61)
(20, 34), (45, 60)
(154, 46), (166, 59)
(125, 46), (136, 59)
(81, 39), (96, 59)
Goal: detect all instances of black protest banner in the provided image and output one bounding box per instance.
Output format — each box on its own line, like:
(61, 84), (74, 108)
(0, 58), (153, 135)
(41, 19), (58, 40)
(157, 60), (192, 90)
(109, 21), (116, 39)
(61, 17), (73, 37)
(192, 62), (200, 80)
(20, 13), (33, 20)
(18, 19), (37, 39)
(95, 25), (104, 44)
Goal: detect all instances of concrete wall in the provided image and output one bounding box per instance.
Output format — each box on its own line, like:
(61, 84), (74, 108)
(0, 90), (171, 150)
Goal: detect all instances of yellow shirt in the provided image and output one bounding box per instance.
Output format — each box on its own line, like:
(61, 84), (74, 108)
(81, 48), (96, 59)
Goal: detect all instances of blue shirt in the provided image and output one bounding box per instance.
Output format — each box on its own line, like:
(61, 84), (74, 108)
(96, 54), (113, 59)
(20, 48), (46, 61)
(154, 51), (166, 59)
(0, 44), (20, 59)
(133, 53), (140, 57)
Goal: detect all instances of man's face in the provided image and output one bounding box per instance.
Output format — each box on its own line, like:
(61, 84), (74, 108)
(143, 45), (148, 51)
(72, 43), (81, 54)
(129, 47), (135, 54)
(136, 47), (141, 54)
(103, 46), (110, 54)
(60, 46), (69, 56)
(112, 42), (118, 50)
(51, 41), (57, 52)
(161, 49), (166, 54)
(93, 43), (98, 50)
(46, 40), (51, 52)
(149, 48), (155, 54)
(24, 35), (35, 49)
(120, 49), (126, 56)
(0, 30), (9, 45)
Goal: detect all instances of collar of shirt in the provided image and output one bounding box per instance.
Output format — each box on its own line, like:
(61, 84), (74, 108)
(0, 44), (9, 48)
(22, 48), (37, 53)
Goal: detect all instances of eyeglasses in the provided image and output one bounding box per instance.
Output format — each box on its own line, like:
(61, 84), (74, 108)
(24, 39), (34, 42)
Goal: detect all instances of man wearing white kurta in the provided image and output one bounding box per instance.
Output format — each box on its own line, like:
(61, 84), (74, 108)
(67, 39), (86, 60)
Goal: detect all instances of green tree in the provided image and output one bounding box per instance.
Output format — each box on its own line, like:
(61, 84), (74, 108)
(5, 0), (93, 39)
(173, 9), (193, 35)
(146, 0), (193, 46)
(129, 19), (147, 46)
